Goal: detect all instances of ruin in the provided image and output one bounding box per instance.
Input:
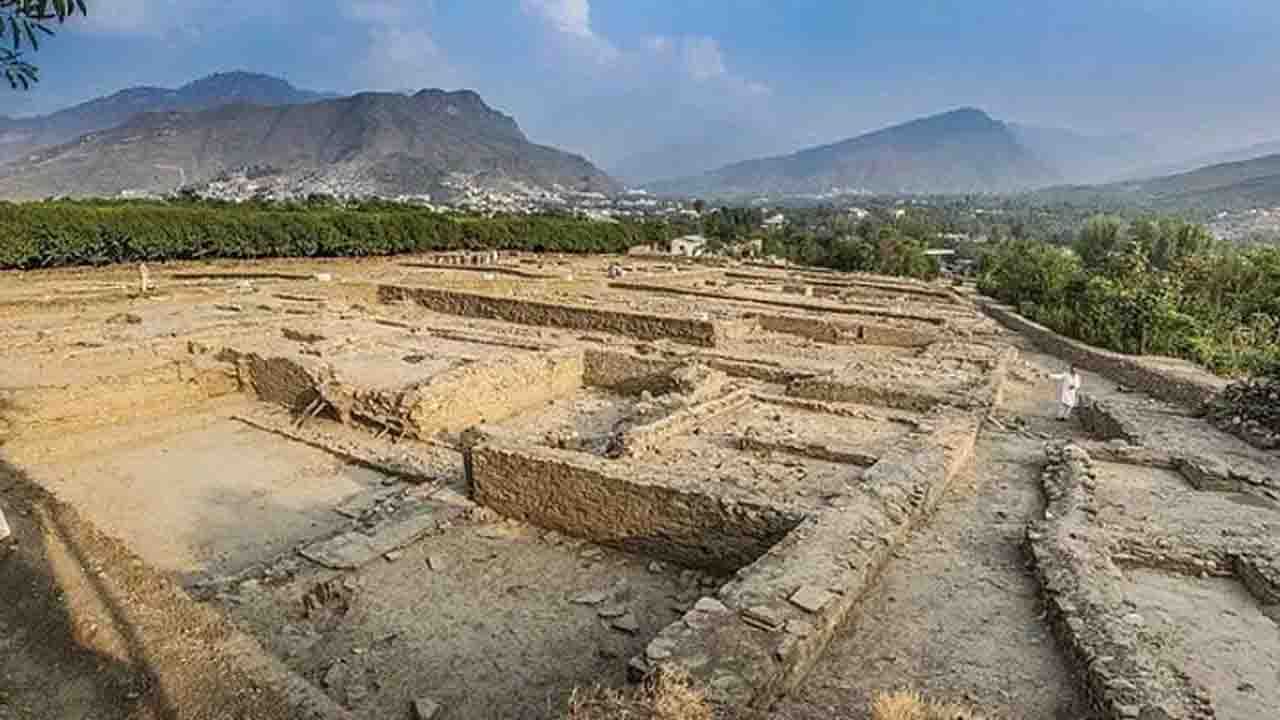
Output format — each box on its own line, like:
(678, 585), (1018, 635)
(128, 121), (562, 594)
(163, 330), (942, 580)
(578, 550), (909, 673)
(0, 253), (1274, 720)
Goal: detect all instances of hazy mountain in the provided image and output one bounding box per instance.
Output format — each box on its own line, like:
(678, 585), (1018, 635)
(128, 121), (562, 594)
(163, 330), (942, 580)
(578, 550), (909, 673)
(1119, 153), (1280, 209)
(0, 89), (617, 200)
(1008, 123), (1160, 183)
(0, 71), (334, 165)
(646, 108), (1058, 198)
(1127, 139), (1280, 182)
(1032, 153), (1280, 212)
(607, 120), (777, 186)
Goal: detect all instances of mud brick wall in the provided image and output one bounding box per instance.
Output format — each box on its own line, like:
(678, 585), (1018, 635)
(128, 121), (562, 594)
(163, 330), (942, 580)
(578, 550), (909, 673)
(582, 349), (684, 393)
(378, 284), (724, 346)
(470, 443), (801, 573)
(755, 314), (936, 347)
(980, 300), (1225, 411)
(0, 361), (238, 439)
(399, 348), (585, 438)
(785, 377), (954, 412)
(226, 351), (326, 410)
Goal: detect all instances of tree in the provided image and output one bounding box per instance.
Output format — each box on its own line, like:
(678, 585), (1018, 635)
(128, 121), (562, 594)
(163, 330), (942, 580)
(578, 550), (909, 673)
(1075, 215), (1123, 269)
(1, 0), (85, 89)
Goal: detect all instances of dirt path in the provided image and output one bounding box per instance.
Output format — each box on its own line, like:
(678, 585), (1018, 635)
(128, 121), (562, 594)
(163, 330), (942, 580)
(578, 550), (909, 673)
(773, 338), (1104, 719)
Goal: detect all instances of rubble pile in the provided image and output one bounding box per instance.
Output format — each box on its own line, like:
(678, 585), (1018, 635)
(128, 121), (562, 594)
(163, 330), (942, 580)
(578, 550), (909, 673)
(1208, 371), (1280, 450)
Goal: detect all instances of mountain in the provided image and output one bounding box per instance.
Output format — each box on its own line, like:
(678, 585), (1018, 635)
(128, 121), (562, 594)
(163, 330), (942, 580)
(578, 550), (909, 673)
(1127, 139), (1280, 182)
(0, 89), (617, 200)
(1116, 153), (1280, 209)
(1031, 153), (1280, 212)
(645, 108), (1058, 198)
(1008, 123), (1160, 183)
(0, 71), (334, 164)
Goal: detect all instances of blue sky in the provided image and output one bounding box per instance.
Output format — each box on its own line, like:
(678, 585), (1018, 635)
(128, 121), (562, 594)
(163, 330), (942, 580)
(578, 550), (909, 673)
(9, 1), (1280, 174)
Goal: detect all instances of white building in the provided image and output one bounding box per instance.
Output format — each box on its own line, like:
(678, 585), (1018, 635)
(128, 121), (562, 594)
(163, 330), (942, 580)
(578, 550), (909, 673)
(671, 234), (709, 257)
(763, 213), (787, 230)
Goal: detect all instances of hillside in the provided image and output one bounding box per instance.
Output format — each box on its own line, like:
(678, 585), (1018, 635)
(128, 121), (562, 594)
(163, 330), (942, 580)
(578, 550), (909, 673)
(646, 108), (1058, 198)
(0, 89), (617, 200)
(1127, 139), (1280, 181)
(1031, 153), (1280, 212)
(0, 71), (333, 165)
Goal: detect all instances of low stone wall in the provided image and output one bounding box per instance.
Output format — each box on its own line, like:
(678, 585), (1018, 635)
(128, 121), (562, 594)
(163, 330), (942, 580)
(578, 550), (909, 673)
(726, 270), (961, 304)
(470, 442), (802, 573)
(1028, 446), (1216, 720)
(610, 281), (948, 326)
(755, 313), (936, 348)
(979, 299), (1226, 411)
(582, 349), (684, 394)
(396, 348), (585, 439)
(226, 344), (588, 441)
(1077, 393), (1278, 500)
(617, 389), (754, 456)
(785, 377), (953, 412)
(643, 413), (980, 708)
(1077, 395), (1140, 443)
(378, 284), (728, 346)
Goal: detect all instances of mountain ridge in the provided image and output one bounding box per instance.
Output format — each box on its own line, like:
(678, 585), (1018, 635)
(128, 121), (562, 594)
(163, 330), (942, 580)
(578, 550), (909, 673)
(0, 88), (617, 200)
(645, 108), (1060, 197)
(0, 71), (335, 164)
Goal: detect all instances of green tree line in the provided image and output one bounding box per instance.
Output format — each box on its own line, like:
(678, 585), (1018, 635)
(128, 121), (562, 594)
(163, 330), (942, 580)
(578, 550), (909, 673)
(0, 200), (670, 269)
(979, 215), (1280, 376)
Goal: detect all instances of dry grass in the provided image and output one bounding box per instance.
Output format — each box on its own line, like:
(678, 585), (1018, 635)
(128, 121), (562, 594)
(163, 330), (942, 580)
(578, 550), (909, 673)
(870, 690), (986, 720)
(565, 669), (713, 720)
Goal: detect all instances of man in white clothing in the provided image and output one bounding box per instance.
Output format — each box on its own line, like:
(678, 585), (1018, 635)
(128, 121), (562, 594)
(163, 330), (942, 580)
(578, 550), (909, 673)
(0, 503), (10, 543)
(1050, 365), (1082, 421)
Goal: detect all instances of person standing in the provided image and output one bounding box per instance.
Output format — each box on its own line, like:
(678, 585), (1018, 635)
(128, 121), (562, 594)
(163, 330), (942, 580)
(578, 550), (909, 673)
(0, 502), (10, 543)
(1050, 365), (1083, 421)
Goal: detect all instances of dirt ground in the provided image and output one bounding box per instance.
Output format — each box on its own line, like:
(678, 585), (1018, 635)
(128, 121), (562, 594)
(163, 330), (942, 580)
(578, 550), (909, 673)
(1, 253), (1274, 720)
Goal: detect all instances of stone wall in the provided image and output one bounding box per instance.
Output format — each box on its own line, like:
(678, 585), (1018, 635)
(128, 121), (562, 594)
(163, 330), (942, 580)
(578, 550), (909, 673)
(610, 281), (949, 326)
(470, 442), (801, 573)
(979, 299), (1225, 410)
(378, 284), (727, 346)
(582, 349), (684, 394)
(644, 414), (981, 708)
(399, 348), (585, 438)
(755, 313), (936, 348)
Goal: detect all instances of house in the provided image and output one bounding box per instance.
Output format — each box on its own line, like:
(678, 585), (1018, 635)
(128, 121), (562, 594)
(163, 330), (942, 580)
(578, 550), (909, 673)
(671, 234), (709, 257)
(762, 213), (787, 230)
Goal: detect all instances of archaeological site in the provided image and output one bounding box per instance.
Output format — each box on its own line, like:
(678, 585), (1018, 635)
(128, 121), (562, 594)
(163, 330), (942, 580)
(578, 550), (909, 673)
(0, 252), (1275, 720)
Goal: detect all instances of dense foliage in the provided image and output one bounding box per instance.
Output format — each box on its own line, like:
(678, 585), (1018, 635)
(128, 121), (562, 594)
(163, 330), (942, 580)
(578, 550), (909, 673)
(668, 204), (942, 279)
(0, 200), (669, 269)
(979, 215), (1280, 376)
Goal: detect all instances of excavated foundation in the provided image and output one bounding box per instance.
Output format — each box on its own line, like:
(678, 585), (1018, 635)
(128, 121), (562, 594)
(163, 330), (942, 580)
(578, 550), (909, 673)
(0, 255), (1048, 720)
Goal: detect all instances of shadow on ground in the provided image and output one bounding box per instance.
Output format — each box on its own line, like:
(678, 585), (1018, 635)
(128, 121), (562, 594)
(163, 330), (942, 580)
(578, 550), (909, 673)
(0, 396), (299, 720)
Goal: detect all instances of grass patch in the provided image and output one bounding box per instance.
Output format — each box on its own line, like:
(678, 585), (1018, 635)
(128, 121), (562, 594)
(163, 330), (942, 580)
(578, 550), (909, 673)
(871, 690), (985, 720)
(564, 670), (713, 720)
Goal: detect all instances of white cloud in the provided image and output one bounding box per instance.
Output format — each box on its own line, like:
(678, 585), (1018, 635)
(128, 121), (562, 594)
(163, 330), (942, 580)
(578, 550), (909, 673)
(74, 0), (272, 36)
(520, 0), (617, 63)
(520, 0), (766, 95)
(678, 36), (726, 81)
(342, 1), (459, 91)
(643, 34), (771, 96)
(521, 0), (593, 39)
